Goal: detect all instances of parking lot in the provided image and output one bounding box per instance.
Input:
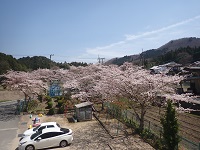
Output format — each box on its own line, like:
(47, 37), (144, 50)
(13, 114), (154, 150)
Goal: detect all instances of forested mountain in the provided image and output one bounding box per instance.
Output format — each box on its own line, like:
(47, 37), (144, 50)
(0, 53), (27, 74)
(0, 53), (87, 75)
(18, 56), (55, 70)
(106, 37), (200, 67)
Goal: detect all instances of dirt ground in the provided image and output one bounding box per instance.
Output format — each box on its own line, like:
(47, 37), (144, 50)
(0, 90), (24, 101)
(13, 114), (154, 150)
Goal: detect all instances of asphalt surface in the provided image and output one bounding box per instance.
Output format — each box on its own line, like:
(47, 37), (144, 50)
(0, 101), (20, 150)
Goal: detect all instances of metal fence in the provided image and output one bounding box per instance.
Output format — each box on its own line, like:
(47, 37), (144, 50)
(105, 102), (200, 150)
(15, 100), (26, 115)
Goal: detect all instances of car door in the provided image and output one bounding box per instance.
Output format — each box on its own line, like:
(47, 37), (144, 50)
(33, 132), (51, 149)
(47, 132), (63, 147)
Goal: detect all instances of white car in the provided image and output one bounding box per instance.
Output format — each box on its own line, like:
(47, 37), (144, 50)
(22, 122), (60, 138)
(18, 128), (73, 150)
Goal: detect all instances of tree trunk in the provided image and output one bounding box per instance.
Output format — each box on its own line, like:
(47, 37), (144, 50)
(101, 101), (104, 110)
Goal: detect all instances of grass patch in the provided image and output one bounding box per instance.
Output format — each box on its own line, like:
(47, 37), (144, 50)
(0, 100), (10, 103)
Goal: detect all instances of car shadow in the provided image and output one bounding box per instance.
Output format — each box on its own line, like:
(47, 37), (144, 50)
(15, 146), (61, 150)
(38, 146), (70, 150)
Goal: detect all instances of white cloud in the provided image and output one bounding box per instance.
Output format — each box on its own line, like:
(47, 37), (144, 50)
(79, 15), (200, 63)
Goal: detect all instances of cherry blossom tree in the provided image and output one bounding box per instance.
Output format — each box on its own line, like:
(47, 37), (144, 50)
(93, 63), (184, 131)
(2, 63), (196, 132)
(3, 70), (48, 102)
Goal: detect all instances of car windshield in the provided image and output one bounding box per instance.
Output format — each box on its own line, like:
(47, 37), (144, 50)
(31, 130), (42, 140)
(33, 125), (41, 131)
(56, 123), (60, 127)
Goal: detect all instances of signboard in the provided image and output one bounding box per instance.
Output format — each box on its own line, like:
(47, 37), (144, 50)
(49, 80), (61, 97)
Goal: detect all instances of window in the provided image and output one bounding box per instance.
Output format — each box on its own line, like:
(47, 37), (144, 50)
(40, 133), (51, 139)
(47, 125), (54, 128)
(50, 132), (63, 137)
(33, 125), (41, 131)
(38, 126), (46, 131)
(31, 130), (42, 140)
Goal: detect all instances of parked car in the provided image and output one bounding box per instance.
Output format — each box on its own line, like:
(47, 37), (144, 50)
(22, 122), (60, 138)
(18, 128), (73, 150)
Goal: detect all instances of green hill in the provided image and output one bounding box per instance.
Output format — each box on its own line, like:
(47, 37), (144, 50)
(0, 53), (27, 74)
(0, 53), (87, 75)
(106, 37), (200, 67)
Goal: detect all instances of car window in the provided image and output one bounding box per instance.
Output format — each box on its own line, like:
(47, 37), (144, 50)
(40, 133), (51, 139)
(56, 123), (60, 127)
(31, 130), (42, 140)
(38, 126), (46, 131)
(47, 125), (54, 128)
(50, 132), (63, 137)
(33, 125), (41, 131)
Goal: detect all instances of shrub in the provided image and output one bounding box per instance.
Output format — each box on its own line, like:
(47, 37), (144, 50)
(45, 96), (52, 102)
(57, 100), (64, 107)
(48, 108), (55, 115)
(57, 105), (65, 114)
(47, 101), (53, 109)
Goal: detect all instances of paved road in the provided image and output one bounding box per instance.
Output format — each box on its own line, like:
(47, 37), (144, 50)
(0, 101), (20, 150)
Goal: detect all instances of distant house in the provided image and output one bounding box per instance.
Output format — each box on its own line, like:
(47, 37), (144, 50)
(150, 62), (182, 74)
(75, 101), (93, 121)
(183, 67), (200, 95)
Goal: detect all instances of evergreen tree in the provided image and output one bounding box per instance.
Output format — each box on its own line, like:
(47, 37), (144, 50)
(161, 100), (180, 150)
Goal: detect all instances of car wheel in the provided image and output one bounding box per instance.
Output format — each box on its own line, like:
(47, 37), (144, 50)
(60, 140), (68, 147)
(25, 145), (35, 150)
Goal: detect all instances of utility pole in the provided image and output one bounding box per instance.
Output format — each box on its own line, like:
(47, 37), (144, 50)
(50, 54), (54, 69)
(97, 55), (105, 64)
(97, 55), (101, 64)
(50, 54), (54, 61)
(100, 58), (105, 64)
(140, 49), (144, 66)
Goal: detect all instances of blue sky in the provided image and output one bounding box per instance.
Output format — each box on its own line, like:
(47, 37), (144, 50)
(0, 0), (200, 63)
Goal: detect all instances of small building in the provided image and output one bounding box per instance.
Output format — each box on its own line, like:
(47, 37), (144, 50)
(150, 62), (182, 75)
(75, 101), (93, 121)
(183, 67), (200, 95)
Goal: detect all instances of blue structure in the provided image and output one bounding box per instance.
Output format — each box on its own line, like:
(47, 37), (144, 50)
(49, 80), (62, 97)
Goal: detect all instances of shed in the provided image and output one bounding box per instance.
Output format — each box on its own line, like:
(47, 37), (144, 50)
(75, 101), (93, 121)
(183, 67), (200, 94)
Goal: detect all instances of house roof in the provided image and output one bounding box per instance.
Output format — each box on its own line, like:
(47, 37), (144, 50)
(75, 101), (93, 108)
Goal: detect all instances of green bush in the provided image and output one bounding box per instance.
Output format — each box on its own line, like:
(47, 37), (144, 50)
(57, 100), (64, 107)
(56, 96), (64, 100)
(47, 101), (53, 109)
(57, 105), (65, 114)
(48, 108), (55, 115)
(45, 96), (52, 102)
